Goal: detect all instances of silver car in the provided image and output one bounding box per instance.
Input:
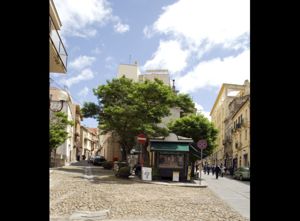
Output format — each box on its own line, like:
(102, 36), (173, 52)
(233, 167), (250, 180)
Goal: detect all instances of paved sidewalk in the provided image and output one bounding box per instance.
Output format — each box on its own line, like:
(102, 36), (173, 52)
(202, 173), (250, 219)
(131, 176), (207, 187)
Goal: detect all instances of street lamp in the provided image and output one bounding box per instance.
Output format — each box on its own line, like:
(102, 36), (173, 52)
(49, 94), (65, 112)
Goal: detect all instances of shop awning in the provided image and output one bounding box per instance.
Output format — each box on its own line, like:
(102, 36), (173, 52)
(150, 142), (190, 152)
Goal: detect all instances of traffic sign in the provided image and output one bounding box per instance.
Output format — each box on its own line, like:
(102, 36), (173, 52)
(137, 134), (146, 144)
(197, 139), (207, 149)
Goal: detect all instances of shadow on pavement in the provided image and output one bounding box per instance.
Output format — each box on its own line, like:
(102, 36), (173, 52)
(54, 167), (84, 174)
(69, 160), (89, 166)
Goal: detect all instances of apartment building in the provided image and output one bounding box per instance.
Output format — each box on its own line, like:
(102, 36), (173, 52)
(208, 80), (250, 166)
(50, 87), (76, 166)
(231, 95), (250, 168)
(80, 126), (100, 159)
(49, 0), (68, 73)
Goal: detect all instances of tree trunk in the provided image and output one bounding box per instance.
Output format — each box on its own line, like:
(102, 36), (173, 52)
(142, 144), (150, 167)
(121, 145), (127, 161)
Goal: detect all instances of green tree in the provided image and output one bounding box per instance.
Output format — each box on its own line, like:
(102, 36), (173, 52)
(49, 112), (74, 166)
(174, 93), (196, 117)
(82, 77), (195, 163)
(168, 113), (218, 176)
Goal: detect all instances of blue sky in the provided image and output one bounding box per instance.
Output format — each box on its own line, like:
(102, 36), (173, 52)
(50, 0), (250, 128)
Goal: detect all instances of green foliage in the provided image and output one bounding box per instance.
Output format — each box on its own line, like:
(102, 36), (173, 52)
(81, 76), (197, 160)
(81, 102), (100, 119)
(49, 112), (74, 151)
(103, 161), (114, 169)
(117, 166), (131, 178)
(173, 93), (196, 116)
(168, 113), (218, 159)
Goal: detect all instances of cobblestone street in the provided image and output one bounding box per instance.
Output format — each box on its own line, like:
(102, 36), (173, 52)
(50, 162), (248, 221)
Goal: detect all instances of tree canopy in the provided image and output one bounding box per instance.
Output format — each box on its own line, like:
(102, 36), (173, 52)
(82, 76), (195, 160)
(49, 112), (74, 150)
(168, 113), (218, 160)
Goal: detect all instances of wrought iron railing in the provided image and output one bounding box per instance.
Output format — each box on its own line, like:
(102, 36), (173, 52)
(49, 15), (68, 71)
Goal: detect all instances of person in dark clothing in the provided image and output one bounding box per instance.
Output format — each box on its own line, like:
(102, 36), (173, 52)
(207, 164), (210, 175)
(134, 162), (141, 177)
(215, 165), (221, 179)
(212, 165), (215, 175)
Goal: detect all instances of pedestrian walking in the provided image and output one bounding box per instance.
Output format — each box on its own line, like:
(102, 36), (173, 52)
(76, 152), (81, 161)
(220, 164), (225, 177)
(215, 165), (221, 179)
(212, 165), (215, 175)
(207, 164), (210, 175)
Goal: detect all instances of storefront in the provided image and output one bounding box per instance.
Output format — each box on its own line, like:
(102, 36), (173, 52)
(149, 134), (192, 181)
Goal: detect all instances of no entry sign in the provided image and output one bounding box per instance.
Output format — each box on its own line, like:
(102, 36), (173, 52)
(197, 139), (207, 150)
(137, 134), (146, 144)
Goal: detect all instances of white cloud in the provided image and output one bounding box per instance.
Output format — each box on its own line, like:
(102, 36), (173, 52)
(114, 22), (130, 33)
(60, 69), (95, 88)
(143, 26), (153, 38)
(78, 87), (89, 97)
(54, 0), (130, 38)
(176, 49), (250, 93)
(69, 56), (96, 70)
(143, 40), (189, 74)
(54, 0), (111, 38)
(195, 103), (211, 121)
(150, 0), (249, 47)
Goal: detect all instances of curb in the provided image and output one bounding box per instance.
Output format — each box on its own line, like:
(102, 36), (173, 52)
(130, 177), (207, 188)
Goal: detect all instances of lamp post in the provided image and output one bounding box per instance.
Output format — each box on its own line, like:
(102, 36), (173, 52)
(49, 94), (65, 112)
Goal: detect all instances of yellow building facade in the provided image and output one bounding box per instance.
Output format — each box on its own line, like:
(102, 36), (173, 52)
(207, 80), (250, 167)
(231, 97), (250, 168)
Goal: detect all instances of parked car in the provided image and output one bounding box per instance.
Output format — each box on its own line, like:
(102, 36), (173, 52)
(88, 156), (95, 164)
(233, 167), (250, 181)
(93, 156), (107, 166)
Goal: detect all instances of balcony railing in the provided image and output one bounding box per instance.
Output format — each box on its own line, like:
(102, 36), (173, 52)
(49, 15), (68, 71)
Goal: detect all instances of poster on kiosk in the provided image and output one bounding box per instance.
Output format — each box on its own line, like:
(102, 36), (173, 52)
(142, 167), (152, 181)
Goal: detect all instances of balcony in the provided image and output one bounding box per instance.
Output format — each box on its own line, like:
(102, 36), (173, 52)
(49, 15), (68, 73)
(235, 142), (243, 150)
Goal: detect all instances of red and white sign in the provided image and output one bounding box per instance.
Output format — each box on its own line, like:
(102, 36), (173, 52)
(137, 134), (146, 144)
(197, 139), (207, 149)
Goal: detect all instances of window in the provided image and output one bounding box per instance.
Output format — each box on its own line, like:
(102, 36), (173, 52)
(158, 154), (184, 168)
